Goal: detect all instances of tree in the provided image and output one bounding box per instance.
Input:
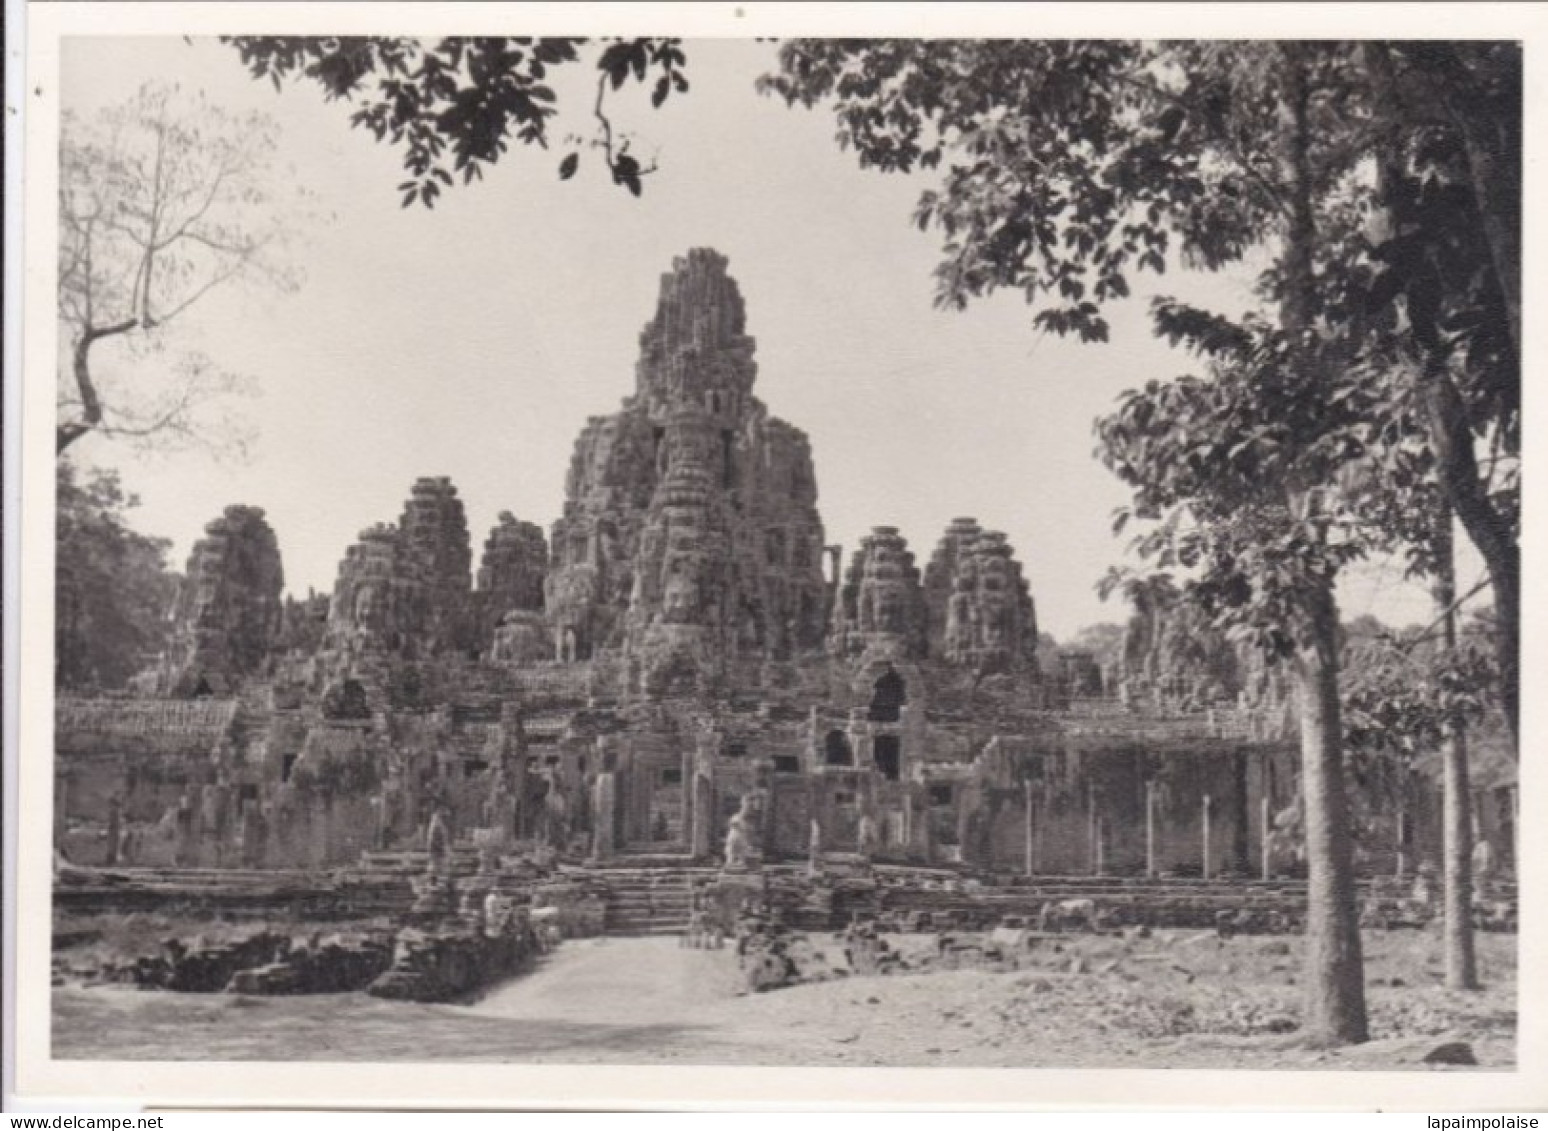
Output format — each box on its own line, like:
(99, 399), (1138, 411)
(766, 39), (1376, 1044)
(1341, 560), (1496, 990)
(56, 461), (180, 690)
(1359, 43), (1520, 748)
(221, 37), (691, 204)
(58, 81), (306, 456)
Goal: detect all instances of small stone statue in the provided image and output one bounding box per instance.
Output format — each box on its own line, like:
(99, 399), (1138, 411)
(807, 817), (823, 877)
(424, 807), (451, 874)
(856, 811), (878, 861)
(724, 812), (749, 871)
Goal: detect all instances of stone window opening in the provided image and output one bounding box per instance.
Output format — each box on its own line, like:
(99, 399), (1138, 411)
(281, 753), (298, 783)
(873, 734), (902, 781)
(868, 668), (907, 723)
(464, 759), (488, 779)
(929, 783), (953, 806)
(824, 729), (853, 766)
(721, 430), (735, 488)
(661, 766), (683, 786)
(723, 740), (748, 759)
(772, 754), (801, 774)
(824, 546), (842, 587)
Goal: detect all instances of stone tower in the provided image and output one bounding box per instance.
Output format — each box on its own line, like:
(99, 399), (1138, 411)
(479, 512), (551, 664)
(477, 512), (547, 619)
(922, 520), (1038, 673)
(397, 476), (474, 653)
(162, 505), (284, 696)
(322, 479), (475, 661)
(829, 526), (928, 662)
(325, 522), (416, 656)
(545, 248), (828, 690)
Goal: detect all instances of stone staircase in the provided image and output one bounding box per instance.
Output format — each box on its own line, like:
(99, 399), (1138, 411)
(591, 867), (718, 936)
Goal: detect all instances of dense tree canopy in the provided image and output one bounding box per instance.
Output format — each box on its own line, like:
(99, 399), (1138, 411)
(56, 462), (179, 690)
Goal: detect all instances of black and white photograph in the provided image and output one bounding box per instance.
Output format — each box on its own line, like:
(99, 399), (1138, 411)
(8, 2), (1543, 1111)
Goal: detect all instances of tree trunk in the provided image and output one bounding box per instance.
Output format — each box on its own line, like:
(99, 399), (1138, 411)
(1278, 44), (1368, 1046)
(1293, 583), (1370, 1044)
(58, 320), (138, 455)
(1434, 502), (1479, 990)
(1420, 366), (1519, 749)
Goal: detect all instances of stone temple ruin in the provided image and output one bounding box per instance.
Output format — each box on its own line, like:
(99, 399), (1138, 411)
(56, 249), (1515, 907)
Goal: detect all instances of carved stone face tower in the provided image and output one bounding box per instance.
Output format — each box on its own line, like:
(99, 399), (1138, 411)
(829, 526), (928, 663)
(162, 506), (284, 697)
(923, 518), (1038, 673)
(546, 249), (829, 693)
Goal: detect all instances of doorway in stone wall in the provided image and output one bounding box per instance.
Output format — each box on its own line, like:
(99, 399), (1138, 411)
(873, 734), (901, 781)
(652, 764), (684, 844)
(868, 668), (906, 722)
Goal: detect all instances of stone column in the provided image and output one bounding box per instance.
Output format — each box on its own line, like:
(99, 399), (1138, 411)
(1024, 780), (1036, 878)
(55, 774), (71, 853)
(1087, 787), (1099, 876)
(1201, 793), (1213, 880)
(501, 702), (528, 839)
(1261, 795), (1272, 880)
(1395, 789), (1409, 878)
(690, 770), (713, 859)
(173, 792), (195, 868)
(105, 795), (123, 867)
(1145, 779), (1158, 878)
(590, 771), (617, 861)
(243, 800), (270, 869)
(955, 784), (976, 868)
(914, 782), (934, 864)
(689, 733), (715, 860)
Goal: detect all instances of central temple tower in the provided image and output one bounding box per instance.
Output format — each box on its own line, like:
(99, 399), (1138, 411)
(545, 249), (830, 694)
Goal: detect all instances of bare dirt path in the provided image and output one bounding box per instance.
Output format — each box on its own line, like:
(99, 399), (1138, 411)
(475, 937), (741, 1028)
(52, 930), (1516, 1068)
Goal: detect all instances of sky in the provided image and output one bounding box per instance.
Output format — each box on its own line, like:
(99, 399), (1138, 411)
(58, 36), (1474, 641)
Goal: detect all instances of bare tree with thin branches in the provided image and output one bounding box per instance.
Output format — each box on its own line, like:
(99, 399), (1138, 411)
(57, 81), (309, 456)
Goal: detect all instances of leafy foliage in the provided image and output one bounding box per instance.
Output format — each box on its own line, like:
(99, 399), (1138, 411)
(1342, 624), (1495, 760)
(765, 40), (1511, 700)
(761, 41), (1196, 342)
(56, 461), (179, 690)
(222, 36), (690, 205)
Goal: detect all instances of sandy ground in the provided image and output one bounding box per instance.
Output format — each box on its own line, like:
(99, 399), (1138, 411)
(51, 929), (1516, 1069)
